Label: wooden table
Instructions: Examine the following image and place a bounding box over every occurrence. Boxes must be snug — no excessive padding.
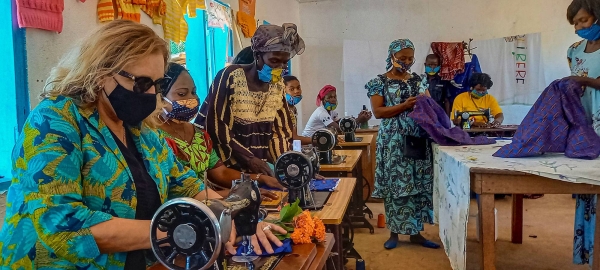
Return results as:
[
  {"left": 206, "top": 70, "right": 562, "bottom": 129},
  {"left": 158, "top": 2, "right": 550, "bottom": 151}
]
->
[
  {"left": 354, "top": 128, "right": 378, "bottom": 195},
  {"left": 464, "top": 125, "right": 519, "bottom": 137},
  {"left": 319, "top": 150, "right": 362, "bottom": 175},
  {"left": 308, "top": 233, "right": 335, "bottom": 270},
  {"left": 470, "top": 168, "right": 600, "bottom": 270},
  {"left": 338, "top": 135, "right": 374, "bottom": 203},
  {"left": 274, "top": 233, "right": 335, "bottom": 270}
]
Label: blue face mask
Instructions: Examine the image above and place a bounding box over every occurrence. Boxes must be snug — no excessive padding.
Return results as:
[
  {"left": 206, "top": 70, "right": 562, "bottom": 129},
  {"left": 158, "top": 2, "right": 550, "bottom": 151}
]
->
[
  {"left": 257, "top": 62, "right": 284, "bottom": 83},
  {"left": 576, "top": 21, "right": 600, "bottom": 41},
  {"left": 425, "top": 66, "right": 441, "bottom": 75},
  {"left": 324, "top": 101, "right": 337, "bottom": 111},
  {"left": 286, "top": 93, "right": 303, "bottom": 106},
  {"left": 471, "top": 89, "right": 488, "bottom": 98}
]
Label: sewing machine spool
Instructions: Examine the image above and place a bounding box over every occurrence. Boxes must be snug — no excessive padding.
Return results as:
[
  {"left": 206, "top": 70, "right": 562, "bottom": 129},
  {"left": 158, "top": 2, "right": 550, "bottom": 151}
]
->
[
  {"left": 151, "top": 180, "right": 266, "bottom": 270},
  {"left": 275, "top": 150, "right": 331, "bottom": 210},
  {"left": 455, "top": 108, "right": 491, "bottom": 129},
  {"left": 311, "top": 129, "right": 342, "bottom": 165},
  {"left": 339, "top": 117, "right": 362, "bottom": 142}
]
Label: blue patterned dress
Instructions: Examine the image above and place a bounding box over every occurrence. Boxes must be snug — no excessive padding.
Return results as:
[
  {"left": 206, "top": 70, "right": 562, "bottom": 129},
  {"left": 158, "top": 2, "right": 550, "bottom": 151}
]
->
[
  {"left": 570, "top": 39, "right": 600, "bottom": 265},
  {"left": 366, "top": 73, "right": 433, "bottom": 235}
]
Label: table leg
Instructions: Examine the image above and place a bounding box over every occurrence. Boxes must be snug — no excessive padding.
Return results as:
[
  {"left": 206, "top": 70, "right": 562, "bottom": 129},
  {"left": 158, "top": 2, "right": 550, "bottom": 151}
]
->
[
  {"left": 511, "top": 194, "right": 524, "bottom": 244},
  {"left": 593, "top": 194, "right": 600, "bottom": 270},
  {"left": 479, "top": 194, "right": 496, "bottom": 270},
  {"left": 347, "top": 168, "right": 375, "bottom": 234},
  {"left": 328, "top": 224, "right": 344, "bottom": 270}
]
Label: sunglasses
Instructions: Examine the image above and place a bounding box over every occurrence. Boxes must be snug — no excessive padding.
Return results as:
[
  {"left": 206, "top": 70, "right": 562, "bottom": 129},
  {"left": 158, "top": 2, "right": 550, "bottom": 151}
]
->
[{"left": 117, "top": 70, "right": 171, "bottom": 94}]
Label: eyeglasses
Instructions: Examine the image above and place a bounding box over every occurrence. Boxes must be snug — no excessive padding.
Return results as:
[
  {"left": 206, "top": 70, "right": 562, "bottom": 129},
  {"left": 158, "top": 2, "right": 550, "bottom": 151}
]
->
[{"left": 117, "top": 70, "right": 171, "bottom": 94}]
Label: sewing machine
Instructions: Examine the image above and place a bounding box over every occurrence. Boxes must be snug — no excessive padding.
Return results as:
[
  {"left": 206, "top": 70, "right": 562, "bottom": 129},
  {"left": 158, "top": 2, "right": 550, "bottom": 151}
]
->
[
  {"left": 339, "top": 117, "right": 362, "bottom": 142},
  {"left": 274, "top": 148, "right": 331, "bottom": 210},
  {"left": 454, "top": 108, "right": 491, "bottom": 129},
  {"left": 150, "top": 177, "right": 268, "bottom": 270},
  {"left": 312, "top": 129, "right": 343, "bottom": 165}
]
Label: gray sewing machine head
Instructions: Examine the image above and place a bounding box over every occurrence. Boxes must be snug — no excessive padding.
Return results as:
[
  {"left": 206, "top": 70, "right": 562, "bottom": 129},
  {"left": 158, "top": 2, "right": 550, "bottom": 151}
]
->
[
  {"left": 311, "top": 129, "right": 338, "bottom": 164},
  {"left": 339, "top": 117, "right": 362, "bottom": 142},
  {"left": 150, "top": 179, "right": 267, "bottom": 270},
  {"left": 454, "top": 108, "right": 491, "bottom": 129}
]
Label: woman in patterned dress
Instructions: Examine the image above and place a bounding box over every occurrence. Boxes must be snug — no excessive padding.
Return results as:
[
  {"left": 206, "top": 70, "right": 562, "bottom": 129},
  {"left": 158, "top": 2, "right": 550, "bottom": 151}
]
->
[
  {"left": 567, "top": 0, "right": 600, "bottom": 265},
  {"left": 196, "top": 23, "right": 304, "bottom": 177},
  {"left": 366, "top": 39, "right": 440, "bottom": 250}
]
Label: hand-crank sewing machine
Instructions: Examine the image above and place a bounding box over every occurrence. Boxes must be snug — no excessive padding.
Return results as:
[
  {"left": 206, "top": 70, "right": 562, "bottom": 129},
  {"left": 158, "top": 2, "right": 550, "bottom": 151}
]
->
[
  {"left": 339, "top": 117, "right": 362, "bottom": 142},
  {"left": 274, "top": 147, "right": 332, "bottom": 210},
  {"left": 150, "top": 178, "right": 269, "bottom": 270},
  {"left": 311, "top": 129, "right": 345, "bottom": 165},
  {"left": 454, "top": 108, "right": 491, "bottom": 129}
]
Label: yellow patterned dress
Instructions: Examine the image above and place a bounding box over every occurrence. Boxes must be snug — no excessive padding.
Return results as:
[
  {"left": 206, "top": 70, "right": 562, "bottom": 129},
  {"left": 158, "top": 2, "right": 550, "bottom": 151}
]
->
[{"left": 0, "top": 96, "right": 204, "bottom": 269}]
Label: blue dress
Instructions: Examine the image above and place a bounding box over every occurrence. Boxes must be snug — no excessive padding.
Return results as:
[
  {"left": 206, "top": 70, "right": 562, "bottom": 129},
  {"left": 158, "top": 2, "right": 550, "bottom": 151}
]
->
[
  {"left": 570, "top": 39, "right": 600, "bottom": 265},
  {"left": 365, "top": 73, "right": 433, "bottom": 235}
]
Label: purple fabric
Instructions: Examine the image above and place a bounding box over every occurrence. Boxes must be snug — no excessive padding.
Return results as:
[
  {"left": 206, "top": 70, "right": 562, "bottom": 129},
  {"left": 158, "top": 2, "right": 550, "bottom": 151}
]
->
[
  {"left": 494, "top": 79, "right": 600, "bottom": 159},
  {"left": 409, "top": 96, "right": 496, "bottom": 146}
]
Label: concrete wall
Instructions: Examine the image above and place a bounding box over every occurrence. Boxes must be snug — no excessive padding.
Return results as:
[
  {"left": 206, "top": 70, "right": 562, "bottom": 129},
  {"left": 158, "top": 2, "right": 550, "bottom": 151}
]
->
[{"left": 297, "top": 0, "right": 580, "bottom": 129}]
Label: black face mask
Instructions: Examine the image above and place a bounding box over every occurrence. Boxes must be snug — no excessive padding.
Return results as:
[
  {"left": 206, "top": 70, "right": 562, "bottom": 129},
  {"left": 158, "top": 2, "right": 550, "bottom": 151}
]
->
[{"left": 105, "top": 82, "right": 157, "bottom": 126}]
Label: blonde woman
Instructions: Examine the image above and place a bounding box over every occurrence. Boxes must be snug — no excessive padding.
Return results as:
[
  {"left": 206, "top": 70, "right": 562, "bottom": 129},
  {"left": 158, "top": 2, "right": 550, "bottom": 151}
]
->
[{"left": 0, "top": 20, "right": 286, "bottom": 269}]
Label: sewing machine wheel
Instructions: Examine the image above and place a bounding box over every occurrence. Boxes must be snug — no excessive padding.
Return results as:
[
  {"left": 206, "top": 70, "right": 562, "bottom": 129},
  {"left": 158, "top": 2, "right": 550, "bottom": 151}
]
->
[
  {"left": 151, "top": 198, "right": 222, "bottom": 270},
  {"left": 275, "top": 151, "right": 313, "bottom": 189},
  {"left": 312, "top": 129, "right": 337, "bottom": 152},
  {"left": 339, "top": 117, "right": 357, "bottom": 133}
]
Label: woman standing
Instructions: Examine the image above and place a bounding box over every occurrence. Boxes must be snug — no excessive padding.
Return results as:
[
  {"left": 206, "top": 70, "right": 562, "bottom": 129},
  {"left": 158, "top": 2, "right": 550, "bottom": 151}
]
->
[
  {"left": 366, "top": 39, "right": 439, "bottom": 250},
  {"left": 196, "top": 23, "right": 304, "bottom": 176},
  {"left": 567, "top": 0, "right": 600, "bottom": 265}
]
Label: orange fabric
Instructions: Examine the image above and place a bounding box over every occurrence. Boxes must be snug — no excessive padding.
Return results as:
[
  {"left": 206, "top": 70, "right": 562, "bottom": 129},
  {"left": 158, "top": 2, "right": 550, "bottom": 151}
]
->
[
  {"left": 97, "top": 0, "right": 116, "bottom": 22},
  {"left": 239, "top": 0, "right": 256, "bottom": 17},
  {"left": 236, "top": 11, "right": 256, "bottom": 38},
  {"left": 116, "top": 0, "right": 141, "bottom": 22}
]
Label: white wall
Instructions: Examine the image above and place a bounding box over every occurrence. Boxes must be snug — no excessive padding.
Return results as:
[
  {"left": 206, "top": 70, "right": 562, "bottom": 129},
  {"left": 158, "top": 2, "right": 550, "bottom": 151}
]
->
[{"left": 298, "top": 0, "right": 580, "bottom": 129}]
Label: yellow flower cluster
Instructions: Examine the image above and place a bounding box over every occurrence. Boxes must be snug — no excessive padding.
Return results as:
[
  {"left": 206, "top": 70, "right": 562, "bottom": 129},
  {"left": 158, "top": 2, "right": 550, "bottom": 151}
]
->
[{"left": 291, "top": 210, "right": 326, "bottom": 244}]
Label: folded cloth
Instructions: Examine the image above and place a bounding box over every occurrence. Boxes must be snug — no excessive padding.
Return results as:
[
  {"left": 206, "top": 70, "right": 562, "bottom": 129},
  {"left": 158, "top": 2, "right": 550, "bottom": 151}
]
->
[
  {"left": 408, "top": 96, "right": 496, "bottom": 146},
  {"left": 494, "top": 79, "right": 600, "bottom": 159},
  {"left": 235, "top": 238, "right": 293, "bottom": 256},
  {"left": 310, "top": 179, "right": 340, "bottom": 191}
]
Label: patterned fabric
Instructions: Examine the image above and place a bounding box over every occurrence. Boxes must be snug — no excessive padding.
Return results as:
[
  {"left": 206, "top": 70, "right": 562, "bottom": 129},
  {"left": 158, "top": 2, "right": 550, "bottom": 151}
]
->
[
  {"left": 159, "top": 125, "right": 223, "bottom": 175},
  {"left": 366, "top": 73, "right": 433, "bottom": 235},
  {"left": 0, "top": 96, "right": 204, "bottom": 269},
  {"left": 409, "top": 96, "right": 496, "bottom": 146},
  {"left": 195, "top": 66, "right": 294, "bottom": 170},
  {"left": 494, "top": 79, "right": 600, "bottom": 159},
  {"left": 251, "top": 23, "right": 305, "bottom": 58},
  {"left": 386, "top": 39, "right": 415, "bottom": 70},
  {"left": 430, "top": 42, "right": 465, "bottom": 81},
  {"left": 568, "top": 40, "right": 600, "bottom": 135}
]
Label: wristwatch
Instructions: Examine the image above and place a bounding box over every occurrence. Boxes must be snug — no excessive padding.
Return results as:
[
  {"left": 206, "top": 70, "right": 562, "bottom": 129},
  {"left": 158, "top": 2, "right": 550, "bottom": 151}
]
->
[{"left": 254, "top": 173, "right": 262, "bottom": 180}]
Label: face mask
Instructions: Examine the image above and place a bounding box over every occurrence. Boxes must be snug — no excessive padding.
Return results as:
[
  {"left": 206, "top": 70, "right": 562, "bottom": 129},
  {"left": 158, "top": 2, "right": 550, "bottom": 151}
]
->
[
  {"left": 286, "top": 93, "right": 303, "bottom": 106},
  {"left": 105, "top": 82, "right": 158, "bottom": 126},
  {"left": 257, "top": 62, "right": 284, "bottom": 83},
  {"left": 324, "top": 101, "right": 337, "bottom": 111},
  {"left": 576, "top": 21, "right": 600, "bottom": 41},
  {"left": 392, "top": 59, "right": 414, "bottom": 73},
  {"left": 471, "top": 89, "right": 488, "bottom": 98},
  {"left": 425, "top": 66, "right": 441, "bottom": 75},
  {"left": 163, "top": 97, "right": 200, "bottom": 122}
]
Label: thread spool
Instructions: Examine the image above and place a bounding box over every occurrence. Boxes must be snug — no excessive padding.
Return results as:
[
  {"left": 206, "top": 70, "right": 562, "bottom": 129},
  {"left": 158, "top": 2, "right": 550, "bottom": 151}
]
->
[
  {"left": 377, "top": 213, "right": 385, "bottom": 228},
  {"left": 356, "top": 259, "right": 366, "bottom": 270}
]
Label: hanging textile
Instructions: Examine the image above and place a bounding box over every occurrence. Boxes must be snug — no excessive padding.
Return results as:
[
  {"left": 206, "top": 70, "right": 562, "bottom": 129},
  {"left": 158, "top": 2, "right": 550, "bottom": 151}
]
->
[
  {"left": 447, "top": 54, "right": 482, "bottom": 104},
  {"left": 206, "top": 0, "right": 232, "bottom": 29},
  {"left": 430, "top": 42, "right": 465, "bottom": 81},
  {"left": 236, "top": 11, "right": 256, "bottom": 38},
  {"left": 162, "top": 0, "right": 188, "bottom": 43},
  {"left": 239, "top": 0, "right": 256, "bottom": 17},
  {"left": 116, "top": 0, "right": 141, "bottom": 22},
  {"left": 140, "top": 0, "right": 166, "bottom": 25},
  {"left": 15, "top": 0, "right": 64, "bottom": 33},
  {"left": 98, "top": 0, "right": 116, "bottom": 22}
]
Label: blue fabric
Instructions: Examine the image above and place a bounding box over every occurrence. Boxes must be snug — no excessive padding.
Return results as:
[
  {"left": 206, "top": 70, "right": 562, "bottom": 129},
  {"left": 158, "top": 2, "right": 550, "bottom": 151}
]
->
[
  {"left": 448, "top": 54, "right": 481, "bottom": 103},
  {"left": 261, "top": 179, "right": 340, "bottom": 192},
  {"left": 386, "top": 39, "right": 415, "bottom": 70},
  {"left": 235, "top": 238, "right": 293, "bottom": 256}
]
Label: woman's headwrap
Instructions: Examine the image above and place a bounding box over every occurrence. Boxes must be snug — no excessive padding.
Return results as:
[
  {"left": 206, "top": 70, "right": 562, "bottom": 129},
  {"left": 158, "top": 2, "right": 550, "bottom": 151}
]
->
[
  {"left": 386, "top": 39, "right": 415, "bottom": 70},
  {"left": 161, "top": 63, "right": 187, "bottom": 95},
  {"left": 316, "top": 85, "right": 336, "bottom": 106},
  {"left": 251, "top": 23, "right": 305, "bottom": 58}
]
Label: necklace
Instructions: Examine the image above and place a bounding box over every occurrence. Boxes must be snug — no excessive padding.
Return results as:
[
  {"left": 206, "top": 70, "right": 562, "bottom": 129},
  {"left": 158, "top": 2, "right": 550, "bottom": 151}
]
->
[{"left": 167, "top": 121, "right": 188, "bottom": 142}]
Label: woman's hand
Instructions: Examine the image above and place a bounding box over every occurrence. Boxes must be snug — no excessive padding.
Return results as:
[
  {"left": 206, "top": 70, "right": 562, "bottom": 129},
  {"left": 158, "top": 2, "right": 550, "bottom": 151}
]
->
[
  {"left": 259, "top": 175, "right": 286, "bottom": 190},
  {"left": 566, "top": 76, "right": 591, "bottom": 85},
  {"left": 224, "top": 221, "right": 288, "bottom": 255},
  {"left": 314, "top": 174, "right": 325, "bottom": 180},
  {"left": 401, "top": 96, "right": 418, "bottom": 110},
  {"left": 259, "top": 188, "right": 279, "bottom": 202},
  {"left": 356, "top": 111, "right": 372, "bottom": 124},
  {"left": 248, "top": 157, "right": 275, "bottom": 177}
]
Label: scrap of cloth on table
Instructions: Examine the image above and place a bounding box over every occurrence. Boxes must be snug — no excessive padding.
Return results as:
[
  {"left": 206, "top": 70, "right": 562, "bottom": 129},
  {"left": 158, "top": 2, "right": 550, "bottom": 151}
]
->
[
  {"left": 261, "top": 179, "right": 340, "bottom": 192},
  {"left": 433, "top": 141, "right": 600, "bottom": 270},
  {"left": 409, "top": 95, "right": 495, "bottom": 146},
  {"left": 494, "top": 79, "right": 600, "bottom": 159},
  {"left": 235, "top": 238, "right": 293, "bottom": 256},
  {"left": 430, "top": 42, "right": 465, "bottom": 81}
]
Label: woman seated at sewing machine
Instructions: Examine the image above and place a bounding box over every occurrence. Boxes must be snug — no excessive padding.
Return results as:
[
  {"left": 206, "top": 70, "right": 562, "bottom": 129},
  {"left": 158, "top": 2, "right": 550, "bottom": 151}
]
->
[
  {"left": 0, "top": 21, "right": 287, "bottom": 269},
  {"left": 302, "top": 85, "right": 372, "bottom": 137},
  {"left": 451, "top": 72, "right": 504, "bottom": 127}
]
